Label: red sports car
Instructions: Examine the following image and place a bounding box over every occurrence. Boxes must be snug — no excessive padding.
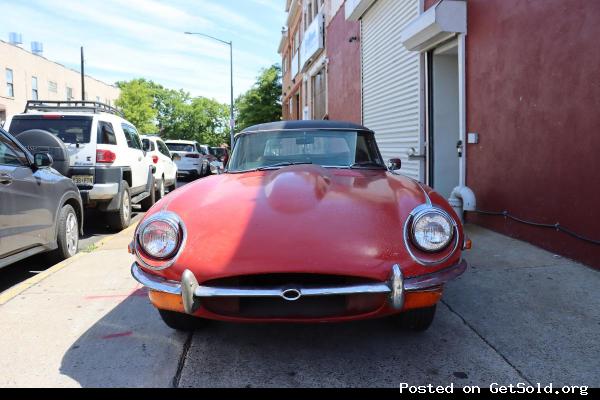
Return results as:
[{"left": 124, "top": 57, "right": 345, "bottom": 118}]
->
[{"left": 130, "top": 121, "right": 468, "bottom": 332}]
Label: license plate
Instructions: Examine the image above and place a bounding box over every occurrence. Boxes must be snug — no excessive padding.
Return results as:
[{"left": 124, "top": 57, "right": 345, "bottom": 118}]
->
[{"left": 72, "top": 175, "right": 94, "bottom": 186}]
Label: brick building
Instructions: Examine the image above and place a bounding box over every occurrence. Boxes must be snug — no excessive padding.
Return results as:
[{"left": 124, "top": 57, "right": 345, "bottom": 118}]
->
[{"left": 280, "top": 0, "right": 600, "bottom": 268}]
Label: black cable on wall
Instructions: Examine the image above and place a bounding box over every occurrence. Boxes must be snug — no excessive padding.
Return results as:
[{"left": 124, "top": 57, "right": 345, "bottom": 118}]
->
[{"left": 467, "top": 210, "right": 600, "bottom": 246}]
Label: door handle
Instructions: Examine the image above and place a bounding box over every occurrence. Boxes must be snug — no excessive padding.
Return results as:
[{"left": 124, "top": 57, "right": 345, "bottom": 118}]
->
[
  {"left": 138, "top": 156, "right": 142, "bottom": 161},
  {"left": 0, "top": 174, "right": 13, "bottom": 185}
]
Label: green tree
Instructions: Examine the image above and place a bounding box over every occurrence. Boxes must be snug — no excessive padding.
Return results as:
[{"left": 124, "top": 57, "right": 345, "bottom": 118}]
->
[
  {"left": 185, "top": 97, "right": 229, "bottom": 146},
  {"left": 115, "top": 79, "right": 158, "bottom": 134},
  {"left": 115, "top": 79, "right": 230, "bottom": 145},
  {"left": 235, "top": 64, "right": 282, "bottom": 131}
]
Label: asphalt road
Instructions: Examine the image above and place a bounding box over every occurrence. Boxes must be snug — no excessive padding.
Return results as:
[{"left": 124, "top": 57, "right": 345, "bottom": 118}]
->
[{"left": 0, "top": 178, "right": 192, "bottom": 294}]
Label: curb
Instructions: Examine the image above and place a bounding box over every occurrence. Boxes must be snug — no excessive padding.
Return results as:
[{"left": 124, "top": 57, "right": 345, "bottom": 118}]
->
[{"left": 0, "top": 221, "right": 139, "bottom": 306}]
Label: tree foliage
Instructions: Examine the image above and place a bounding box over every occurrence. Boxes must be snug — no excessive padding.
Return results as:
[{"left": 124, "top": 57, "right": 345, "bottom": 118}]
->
[
  {"left": 115, "top": 79, "right": 157, "bottom": 134},
  {"left": 115, "top": 79, "right": 229, "bottom": 146},
  {"left": 235, "top": 64, "right": 282, "bottom": 131}
]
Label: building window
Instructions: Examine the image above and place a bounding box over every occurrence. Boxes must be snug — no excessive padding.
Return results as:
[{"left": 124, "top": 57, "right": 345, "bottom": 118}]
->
[
  {"left": 31, "top": 77, "right": 38, "bottom": 100},
  {"left": 96, "top": 96, "right": 101, "bottom": 102},
  {"left": 48, "top": 81, "right": 58, "bottom": 93},
  {"left": 311, "top": 68, "right": 327, "bottom": 120},
  {"left": 66, "top": 86, "right": 74, "bottom": 101},
  {"left": 6, "top": 69, "right": 14, "bottom": 97}
]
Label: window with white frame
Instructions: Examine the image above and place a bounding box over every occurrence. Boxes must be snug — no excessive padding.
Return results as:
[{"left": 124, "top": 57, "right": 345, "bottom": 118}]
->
[
  {"left": 48, "top": 81, "right": 58, "bottom": 93},
  {"left": 31, "top": 77, "right": 38, "bottom": 100},
  {"left": 6, "top": 69, "right": 14, "bottom": 97},
  {"left": 66, "top": 86, "right": 74, "bottom": 100}
]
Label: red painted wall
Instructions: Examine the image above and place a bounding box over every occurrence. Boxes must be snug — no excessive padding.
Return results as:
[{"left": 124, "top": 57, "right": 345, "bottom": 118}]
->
[
  {"left": 326, "top": 5, "right": 362, "bottom": 124},
  {"left": 464, "top": 0, "right": 600, "bottom": 268}
]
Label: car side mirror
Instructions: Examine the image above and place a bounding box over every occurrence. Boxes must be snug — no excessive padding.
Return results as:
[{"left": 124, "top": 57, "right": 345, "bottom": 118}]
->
[
  {"left": 34, "top": 152, "right": 53, "bottom": 168},
  {"left": 388, "top": 158, "right": 402, "bottom": 171},
  {"left": 142, "top": 141, "right": 151, "bottom": 152},
  {"left": 172, "top": 154, "right": 181, "bottom": 161}
]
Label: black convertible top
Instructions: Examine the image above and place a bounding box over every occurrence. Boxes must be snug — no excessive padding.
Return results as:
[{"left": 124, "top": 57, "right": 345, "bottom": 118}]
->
[{"left": 239, "top": 120, "right": 372, "bottom": 135}]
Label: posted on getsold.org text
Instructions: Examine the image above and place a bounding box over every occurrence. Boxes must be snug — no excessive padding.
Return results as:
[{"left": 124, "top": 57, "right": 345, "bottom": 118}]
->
[{"left": 399, "top": 382, "right": 589, "bottom": 396}]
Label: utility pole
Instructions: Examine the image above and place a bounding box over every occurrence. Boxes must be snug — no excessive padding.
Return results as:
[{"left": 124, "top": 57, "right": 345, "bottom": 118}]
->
[{"left": 80, "top": 46, "right": 85, "bottom": 101}]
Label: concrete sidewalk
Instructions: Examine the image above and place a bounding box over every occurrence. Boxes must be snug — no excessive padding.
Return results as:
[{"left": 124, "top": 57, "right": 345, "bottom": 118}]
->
[{"left": 0, "top": 224, "right": 597, "bottom": 388}]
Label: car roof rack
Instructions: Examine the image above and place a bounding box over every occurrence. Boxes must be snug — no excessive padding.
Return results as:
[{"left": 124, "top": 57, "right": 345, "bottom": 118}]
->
[{"left": 24, "top": 100, "right": 124, "bottom": 117}]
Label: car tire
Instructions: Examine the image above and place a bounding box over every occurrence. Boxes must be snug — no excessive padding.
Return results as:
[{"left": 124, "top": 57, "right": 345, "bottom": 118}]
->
[
  {"left": 107, "top": 181, "right": 131, "bottom": 231},
  {"left": 393, "top": 305, "right": 437, "bottom": 332},
  {"left": 49, "top": 204, "right": 79, "bottom": 262},
  {"left": 155, "top": 178, "right": 165, "bottom": 201},
  {"left": 158, "top": 309, "right": 209, "bottom": 331},
  {"left": 140, "top": 177, "right": 156, "bottom": 211}
]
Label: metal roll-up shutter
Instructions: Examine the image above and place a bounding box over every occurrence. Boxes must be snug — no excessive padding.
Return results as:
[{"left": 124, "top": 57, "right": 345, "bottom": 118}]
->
[{"left": 362, "top": 0, "right": 421, "bottom": 180}]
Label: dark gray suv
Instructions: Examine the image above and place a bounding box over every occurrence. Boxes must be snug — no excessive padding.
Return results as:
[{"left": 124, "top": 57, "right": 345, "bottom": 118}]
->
[{"left": 0, "top": 127, "right": 83, "bottom": 269}]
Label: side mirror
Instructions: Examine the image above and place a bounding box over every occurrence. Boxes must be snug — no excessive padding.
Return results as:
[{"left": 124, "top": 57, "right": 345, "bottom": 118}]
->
[
  {"left": 34, "top": 152, "right": 53, "bottom": 168},
  {"left": 142, "top": 141, "right": 151, "bottom": 152},
  {"left": 172, "top": 154, "right": 181, "bottom": 161},
  {"left": 388, "top": 158, "right": 402, "bottom": 171}
]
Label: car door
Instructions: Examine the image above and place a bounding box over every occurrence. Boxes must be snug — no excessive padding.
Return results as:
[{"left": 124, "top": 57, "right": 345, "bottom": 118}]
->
[
  {"left": 121, "top": 124, "right": 148, "bottom": 192},
  {"left": 157, "top": 139, "right": 176, "bottom": 182},
  {"left": 0, "top": 130, "right": 54, "bottom": 256}
]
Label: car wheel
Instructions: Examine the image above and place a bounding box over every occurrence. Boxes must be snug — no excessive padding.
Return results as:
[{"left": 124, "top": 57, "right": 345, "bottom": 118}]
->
[
  {"left": 140, "top": 177, "right": 156, "bottom": 211},
  {"left": 392, "top": 305, "right": 437, "bottom": 332},
  {"left": 155, "top": 178, "right": 165, "bottom": 201},
  {"left": 49, "top": 204, "right": 79, "bottom": 262},
  {"left": 107, "top": 181, "right": 131, "bottom": 231},
  {"left": 158, "top": 309, "right": 209, "bottom": 331}
]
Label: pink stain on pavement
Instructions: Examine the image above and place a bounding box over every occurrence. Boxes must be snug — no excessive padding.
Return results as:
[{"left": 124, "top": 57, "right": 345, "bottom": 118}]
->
[
  {"left": 84, "top": 286, "right": 148, "bottom": 301},
  {"left": 101, "top": 331, "right": 133, "bottom": 340}
]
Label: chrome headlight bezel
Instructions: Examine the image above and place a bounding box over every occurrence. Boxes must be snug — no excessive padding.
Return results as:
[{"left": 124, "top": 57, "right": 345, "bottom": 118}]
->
[
  {"left": 135, "top": 211, "right": 186, "bottom": 271},
  {"left": 404, "top": 205, "right": 459, "bottom": 266}
]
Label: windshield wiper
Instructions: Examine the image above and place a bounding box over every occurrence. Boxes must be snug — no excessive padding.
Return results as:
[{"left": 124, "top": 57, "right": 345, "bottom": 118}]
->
[
  {"left": 256, "top": 161, "right": 313, "bottom": 171},
  {"left": 349, "top": 161, "right": 387, "bottom": 170}
]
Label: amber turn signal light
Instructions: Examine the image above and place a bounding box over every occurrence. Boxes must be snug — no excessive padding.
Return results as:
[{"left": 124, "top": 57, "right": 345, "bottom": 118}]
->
[{"left": 463, "top": 237, "right": 472, "bottom": 250}]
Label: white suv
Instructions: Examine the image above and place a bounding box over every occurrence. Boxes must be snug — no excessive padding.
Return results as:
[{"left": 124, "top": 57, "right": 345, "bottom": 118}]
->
[
  {"left": 164, "top": 140, "right": 211, "bottom": 180},
  {"left": 4, "top": 101, "right": 156, "bottom": 231},
  {"left": 141, "top": 135, "right": 178, "bottom": 199}
]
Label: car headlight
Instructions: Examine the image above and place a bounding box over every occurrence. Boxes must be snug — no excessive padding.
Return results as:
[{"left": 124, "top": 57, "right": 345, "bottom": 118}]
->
[
  {"left": 410, "top": 208, "right": 455, "bottom": 252},
  {"left": 137, "top": 212, "right": 183, "bottom": 261}
]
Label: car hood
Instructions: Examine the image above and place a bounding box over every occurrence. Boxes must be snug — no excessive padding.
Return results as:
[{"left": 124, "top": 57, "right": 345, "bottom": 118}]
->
[{"left": 156, "top": 165, "right": 442, "bottom": 282}]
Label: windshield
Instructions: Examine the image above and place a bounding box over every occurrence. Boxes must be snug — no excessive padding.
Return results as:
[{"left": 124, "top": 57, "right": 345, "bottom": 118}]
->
[
  {"left": 228, "top": 130, "right": 385, "bottom": 172},
  {"left": 9, "top": 116, "right": 93, "bottom": 144},
  {"left": 210, "top": 147, "right": 226, "bottom": 157},
  {"left": 166, "top": 143, "right": 195, "bottom": 152}
]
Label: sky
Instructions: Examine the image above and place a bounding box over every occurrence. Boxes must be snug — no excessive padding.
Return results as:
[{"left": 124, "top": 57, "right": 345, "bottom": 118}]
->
[{"left": 1, "top": 0, "right": 286, "bottom": 103}]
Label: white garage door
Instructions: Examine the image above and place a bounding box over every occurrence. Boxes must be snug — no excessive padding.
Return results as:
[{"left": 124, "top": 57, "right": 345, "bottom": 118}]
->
[{"left": 362, "top": 0, "right": 422, "bottom": 180}]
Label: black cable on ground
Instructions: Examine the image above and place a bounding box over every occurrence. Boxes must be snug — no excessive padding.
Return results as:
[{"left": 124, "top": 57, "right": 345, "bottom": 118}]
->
[{"left": 467, "top": 210, "right": 600, "bottom": 246}]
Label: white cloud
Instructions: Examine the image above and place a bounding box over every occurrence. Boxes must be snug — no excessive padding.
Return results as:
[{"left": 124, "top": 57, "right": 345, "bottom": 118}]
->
[{"left": 1, "top": 0, "right": 281, "bottom": 102}]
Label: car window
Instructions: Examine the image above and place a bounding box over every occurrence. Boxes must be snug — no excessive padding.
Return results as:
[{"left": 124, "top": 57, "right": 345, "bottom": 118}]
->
[
  {"left": 97, "top": 121, "right": 117, "bottom": 145},
  {"left": 166, "top": 143, "right": 195, "bottom": 152},
  {"left": 197, "top": 144, "right": 209, "bottom": 155},
  {"left": 122, "top": 124, "right": 142, "bottom": 150},
  {"left": 9, "top": 116, "right": 93, "bottom": 144},
  {"left": 142, "top": 138, "right": 156, "bottom": 152},
  {"left": 0, "top": 131, "right": 28, "bottom": 166},
  {"left": 157, "top": 140, "right": 171, "bottom": 158}
]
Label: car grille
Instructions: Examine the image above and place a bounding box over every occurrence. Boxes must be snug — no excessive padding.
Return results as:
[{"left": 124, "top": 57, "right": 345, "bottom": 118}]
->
[{"left": 201, "top": 273, "right": 386, "bottom": 319}]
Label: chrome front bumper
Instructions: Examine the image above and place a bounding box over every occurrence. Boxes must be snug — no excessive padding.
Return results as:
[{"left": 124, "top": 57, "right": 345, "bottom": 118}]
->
[{"left": 131, "top": 260, "right": 467, "bottom": 315}]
